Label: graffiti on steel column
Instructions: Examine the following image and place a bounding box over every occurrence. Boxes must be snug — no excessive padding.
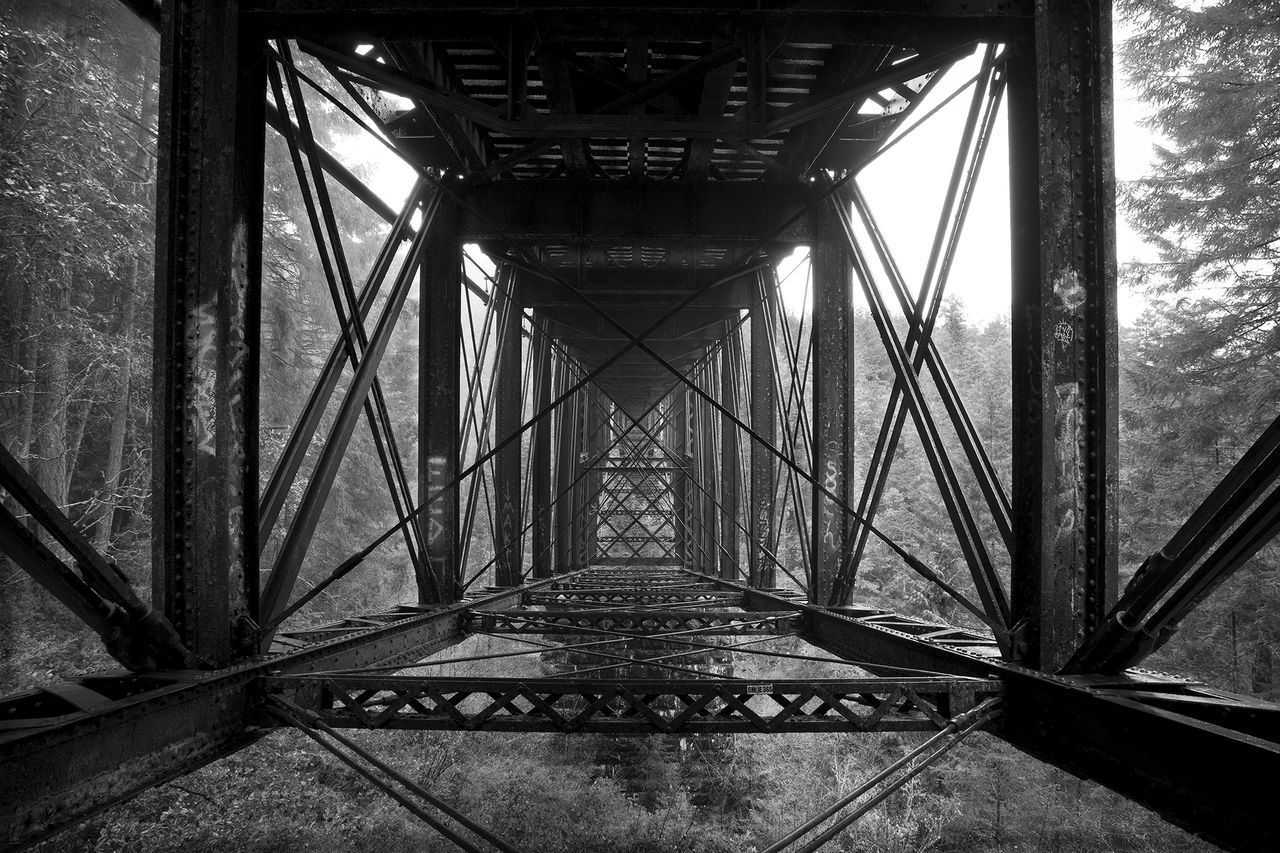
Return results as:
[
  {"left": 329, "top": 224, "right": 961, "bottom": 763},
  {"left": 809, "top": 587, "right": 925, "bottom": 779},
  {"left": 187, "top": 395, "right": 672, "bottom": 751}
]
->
[
  {"left": 1053, "top": 321, "right": 1074, "bottom": 348},
  {"left": 1054, "top": 380, "right": 1085, "bottom": 597},
  {"left": 190, "top": 222, "right": 250, "bottom": 461},
  {"left": 191, "top": 301, "right": 219, "bottom": 455},
  {"left": 756, "top": 505, "right": 771, "bottom": 564},
  {"left": 500, "top": 485, "right": 516, "bottom": 562},
  {"left": 1052, "top": 270, "right": 1089, "bottom": 605},
  {"left": 426, "top": 455, "right": 449, "bottom": 550},
  {"left": 820, "top": 440, "right": 841, "bottom": 552}
]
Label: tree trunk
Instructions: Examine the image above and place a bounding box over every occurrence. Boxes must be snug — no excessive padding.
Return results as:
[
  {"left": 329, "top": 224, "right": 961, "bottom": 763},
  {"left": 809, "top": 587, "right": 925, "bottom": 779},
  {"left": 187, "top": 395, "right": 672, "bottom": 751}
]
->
[
  {"left": 93, "top": 277, "right": 137, "bottom": 552},
  {"left": 0, "top": 276, "right": 34, "bottom": 468},
  {"left": 91, "top": 54, "right": 155, "bottom": 555},
  {"left": 64, "top": 396, "right": 91, "bottom": 500},
  {"left": 33, "top": 270, "right": 72, "bottom": 513}
]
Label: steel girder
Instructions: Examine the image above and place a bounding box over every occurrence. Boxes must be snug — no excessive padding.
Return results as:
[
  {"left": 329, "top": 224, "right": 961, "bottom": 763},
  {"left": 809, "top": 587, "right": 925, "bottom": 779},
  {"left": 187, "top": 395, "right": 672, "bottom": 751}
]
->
[
  {"left": 236, "top": 2, "right": 1029, "bottom": 46},
  {"left": 1007, "top": 1, "right": 1120, "bottom": 670},
  {"left": 152, "top": 0, "right": 264, "bottom": 665},
  {"left": 493, "top": 265, "right": 524, "bottom": 588},
  {"left": 419, "top": 195, "right": 463, "bottom": 603},
  {"left": 526, "top": 589, "right": 742, "bottom": 607},
  {"left": 0, "top": 579, "right": 561, "bottom": 847},
  {"left": 529, "top": 315, "right": 556, "bottom": 579},
  {"left": 467, "top": 609, "right": 802, "bottom": 636},
  {"left": 7, "top": 572, "right": 1278, "bottom": 852},
  {"left": 718, "top": 344, "right": 741, "bottom": 580},
  {"left": 748, "top": 272, "right": 777, "bottom": 588},
  {"left": 456, "top": 180, "right": 821, "bottom": 245},
  {"left": 260, "top": 674, "right": 1003, "bottom": 735},
  {"left": 709, "top": 575, "right": 1280, "bottom": 853},
  {"left": 808, "top": 197, "right": 856, "bottom": 606}
]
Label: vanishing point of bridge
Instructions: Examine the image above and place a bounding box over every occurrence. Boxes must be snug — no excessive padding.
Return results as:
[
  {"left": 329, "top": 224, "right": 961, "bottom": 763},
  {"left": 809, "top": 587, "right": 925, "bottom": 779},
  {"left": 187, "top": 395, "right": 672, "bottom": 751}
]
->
[{"left": 2, "top": 2, "right": 1278, "bottom": 851}]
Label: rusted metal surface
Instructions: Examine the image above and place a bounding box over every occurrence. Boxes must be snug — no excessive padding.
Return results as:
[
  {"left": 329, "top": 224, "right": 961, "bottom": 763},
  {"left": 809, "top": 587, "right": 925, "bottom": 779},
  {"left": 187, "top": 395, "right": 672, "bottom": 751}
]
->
[
  {"left": 0, "top": 579, "right": 547, "bottom": 848},
  {"left": 808, "top": 199, "right": 854, "bottom": 606},
  {"left": 262, "top": 674, "right": 1003, "bottom": 734},
  {"left": 153, "top": 0, "right": 264, "bottom": 663},
  {"left": 467, "top": 609, "right": 801, "bottom": 635},
  {"left": 749, "top": 272, "right": 777, "bottom": 588},
  {"left": 1007, "top": 1, "right": 1119, "bottom": 670},
  {"left": 713, "top": 572, "right": 1280, "bottom": 852},
  {"left": 718, "top": 345, "right": 740, "bottom": 579},
  {"left": 419, "top": 197, "right": 463, "bottom": 603},
  {"left": 530, "top": 315, "right": 555, "bottom": 578},
  {"left": 494, "top": 265, "right": 524, "bottom": 587}
]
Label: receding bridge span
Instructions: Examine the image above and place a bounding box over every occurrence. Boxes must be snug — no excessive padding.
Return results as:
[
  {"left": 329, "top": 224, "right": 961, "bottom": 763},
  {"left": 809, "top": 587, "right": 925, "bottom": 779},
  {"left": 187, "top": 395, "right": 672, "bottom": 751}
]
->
[{"left": 2, "top": 2, "right": 1278, "bottom": 851}]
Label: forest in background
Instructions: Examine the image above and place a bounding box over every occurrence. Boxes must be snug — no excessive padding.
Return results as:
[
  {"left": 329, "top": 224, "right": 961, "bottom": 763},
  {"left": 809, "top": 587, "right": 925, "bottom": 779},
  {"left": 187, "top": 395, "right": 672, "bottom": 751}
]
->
[{"left": 1, "top": 0, "right": 1276, "bottom": 850}]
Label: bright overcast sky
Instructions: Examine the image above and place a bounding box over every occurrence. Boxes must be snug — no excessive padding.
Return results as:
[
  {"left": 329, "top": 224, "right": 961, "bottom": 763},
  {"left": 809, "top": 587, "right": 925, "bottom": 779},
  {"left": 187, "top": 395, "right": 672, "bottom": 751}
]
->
[
  {"left": 333, "top": 37, "right": 1158, "bottom": 327},
  {"left": 777, "top": 41, "right": 1156, "bottom": 325}
]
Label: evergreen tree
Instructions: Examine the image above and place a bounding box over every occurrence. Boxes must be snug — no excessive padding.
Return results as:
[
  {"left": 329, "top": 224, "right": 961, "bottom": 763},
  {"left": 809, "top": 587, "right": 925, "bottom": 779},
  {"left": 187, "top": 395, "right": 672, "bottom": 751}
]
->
[
  {"left": 1122, "top": 0, "right": 1280, "bottom": 367},
  {"left": 1118, "top": 0, "right": 1280, "bottom": 697}
]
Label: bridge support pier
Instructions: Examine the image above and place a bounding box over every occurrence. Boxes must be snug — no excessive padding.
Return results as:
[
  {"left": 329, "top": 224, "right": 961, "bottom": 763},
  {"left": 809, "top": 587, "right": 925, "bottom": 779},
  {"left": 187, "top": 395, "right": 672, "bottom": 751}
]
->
[
  {"left": 531, "top": 315, "right": 554, "bottom": 578},
  {"left": 749, "top": 271, "right": 778, "bottom": 588},
  {"left": 154, "top": 0, "right": 264, "bottom": 663},
  {"left": 494, "top": 265, "right": 523, "bottom": 587},
  {"left": 419, "top": 196, "right": 462, "bottom": 603},
  {"left": 693, "top": 382, "right": 717, "bottom": 575},
  {"left": 583, "top": 388, "right": 605, "bottom": 565},
  {"left": 718, "top": 345, "right": 740, "bottom": 580},
  {"left": 554, "top": 364, "right": 577, "bottom": 573},
  {"left": 1008, "top": 1, "right": 1119, "bottom": 670},
  {"left": 670, "top": 396, "right": 691, "bottom": 566},
  {"left": 809, "top": 200, "right": 855, "bottom": 606}
]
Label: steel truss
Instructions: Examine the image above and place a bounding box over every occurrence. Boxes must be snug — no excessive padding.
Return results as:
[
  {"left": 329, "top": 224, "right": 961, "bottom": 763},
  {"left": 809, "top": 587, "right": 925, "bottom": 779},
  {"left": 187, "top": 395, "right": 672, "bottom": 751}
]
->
[
  {"left": 2, "top": 2, "right": 1280, "bottom": 852},
  {"left": 261, "top": 674, "right": 1003, "bottom": 734},
  {"left": 467, "top": 609, "right": 801, "bottom": 635}
]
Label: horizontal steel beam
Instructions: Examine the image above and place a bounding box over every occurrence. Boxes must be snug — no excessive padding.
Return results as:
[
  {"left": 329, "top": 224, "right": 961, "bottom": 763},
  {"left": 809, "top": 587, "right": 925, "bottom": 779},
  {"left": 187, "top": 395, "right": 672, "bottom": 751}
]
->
[
  {"left": 240, "top": 3, "right": 1027, "bottom": 43},
  {"left": 527, "top": 589, "right": 743, "bottom": 606},
  {"left": 468, "top": 609, "right": 801, "bottom": 635},
  {"left": 261, "top": 674, "right": 1003, "bottom": 734},
  {"left": 591, "top": 550, "right": 686, "bottom": 563},
  {"left": 0, "top": 576, "right": 571, "bottom": 848},
  {"left": 518, "top": 268, "right": 757, "bottom": 309},
  {"left": 701, "top": 572, "right": 1280, "bottom": 852},
  {"left": 458, "top": 180, "right": 821, "bottom": 243}
]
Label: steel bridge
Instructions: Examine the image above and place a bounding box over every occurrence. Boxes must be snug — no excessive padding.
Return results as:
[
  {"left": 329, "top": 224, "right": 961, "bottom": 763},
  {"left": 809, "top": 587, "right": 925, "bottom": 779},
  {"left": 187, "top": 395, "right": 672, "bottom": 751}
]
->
[{"left": 2, "top": 2, "right": 1278, "bottom": 850}]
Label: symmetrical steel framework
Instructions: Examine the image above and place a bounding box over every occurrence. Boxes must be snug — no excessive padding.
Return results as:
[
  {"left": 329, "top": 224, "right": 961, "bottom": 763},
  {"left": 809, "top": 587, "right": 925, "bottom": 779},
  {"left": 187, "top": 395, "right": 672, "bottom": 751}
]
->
[{"left": 2, "top": 2, "right": 1279, "bottom": 851}]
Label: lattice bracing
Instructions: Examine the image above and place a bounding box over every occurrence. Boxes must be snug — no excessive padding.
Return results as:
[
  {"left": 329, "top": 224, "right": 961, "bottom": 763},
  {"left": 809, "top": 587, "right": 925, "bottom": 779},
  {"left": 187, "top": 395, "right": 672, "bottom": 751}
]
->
[
  {"left": 468, "top": 609, "right": 800, "bottom": 635},
  {"left": 262, "top": 675, "right": 1003, "bottom": 735}
]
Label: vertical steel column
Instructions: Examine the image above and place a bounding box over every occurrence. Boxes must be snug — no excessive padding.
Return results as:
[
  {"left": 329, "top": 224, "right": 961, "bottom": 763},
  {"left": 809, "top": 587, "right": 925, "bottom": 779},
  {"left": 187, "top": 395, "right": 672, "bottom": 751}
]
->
[
  {"left": 1008, "top": 3, "right": 1119, "bottom": 670},
  {"left": 750, "top": 273, "right": 778, "bottom": 588},
  {"left": 810, "top": 200, "right": 855, "bottom": 606},
  {"left": 583, "top": 387, "right": 604, "bottom": 566},
  {"left": 698, "top": 374, "right": 718, "bottom": 576},
  {"left": 670, "top": 396, "right": 690, "bottom": 565},
  {"left": 530, "top": 316, "right": 553, "bottom": 578},
  {"left": 493, "top": 267, "right": 522, "bottom": 587},
  {"left": 568, "top": 388, "right": 588, "bottom": 569},
  {"left": 154, "top": 0, "right": 263, "bottom": 664},
  {"left": 419, "top": 198, "right": 462, "bottom": 603},
  {"left": 719, "top": 345, "right": 740, "bottom": 580},
  {"left": 554, "top": 366, "right": 576, "bottom": 573},
  {"left": 684, "top": 385, "right": 704, "bottom": 572}
]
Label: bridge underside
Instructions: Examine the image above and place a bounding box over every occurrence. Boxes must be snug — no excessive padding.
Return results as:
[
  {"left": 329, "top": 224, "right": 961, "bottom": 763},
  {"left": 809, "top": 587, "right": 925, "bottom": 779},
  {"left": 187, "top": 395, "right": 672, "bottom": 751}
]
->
[{"left": 3, "top": 2, "right": 1280, "bottom": 851}]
